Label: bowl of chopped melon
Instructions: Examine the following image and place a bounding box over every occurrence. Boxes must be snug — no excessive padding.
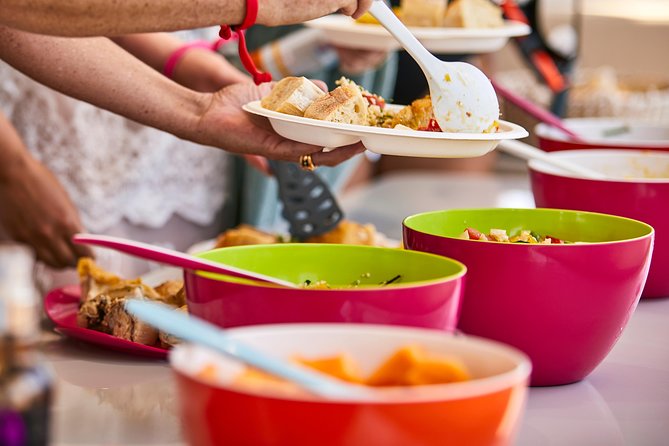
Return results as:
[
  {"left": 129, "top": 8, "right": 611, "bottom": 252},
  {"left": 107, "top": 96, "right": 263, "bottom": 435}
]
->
[
  {"left": 170, "top": 323, "right": 531, "bottom": 446},
  {"left": 403, "top": 208, "right": 654, "bottom": 386}
]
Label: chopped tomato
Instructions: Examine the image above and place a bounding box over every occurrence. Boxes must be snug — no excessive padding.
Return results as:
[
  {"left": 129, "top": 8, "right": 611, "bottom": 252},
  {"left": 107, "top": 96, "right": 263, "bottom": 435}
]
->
[
  {"left": 466, "top": 227, "right": 484, "bottom": 240},
  {"left": 363, "top": 93, "right": 386, "bottom": 109},
  {"left": 418, "top": 119, "right": 442, "bottom": 132},
  {"left": 547, "top": 236, "right": 564, "bottom": 244}
]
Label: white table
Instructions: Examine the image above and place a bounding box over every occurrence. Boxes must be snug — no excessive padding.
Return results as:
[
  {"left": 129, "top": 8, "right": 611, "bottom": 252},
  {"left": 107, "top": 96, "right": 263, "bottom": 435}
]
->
[{"left": 47, "top": 172, "right": 669, "bottom": 445}]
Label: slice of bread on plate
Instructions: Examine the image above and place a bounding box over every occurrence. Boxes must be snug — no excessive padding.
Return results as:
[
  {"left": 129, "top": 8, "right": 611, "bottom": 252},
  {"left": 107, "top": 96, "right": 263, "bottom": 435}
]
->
[
  {"left": 400, "top": 0, "right": 448, "bottom": 27},
  {"left": 443, "top": 0, "right": 504, "bottom": 28},
  {"left": 304, "top": 83, "right": 369, "bottom": 125},
  {"left": 261, "top": 76, "right": 326, "bottom": 116}
]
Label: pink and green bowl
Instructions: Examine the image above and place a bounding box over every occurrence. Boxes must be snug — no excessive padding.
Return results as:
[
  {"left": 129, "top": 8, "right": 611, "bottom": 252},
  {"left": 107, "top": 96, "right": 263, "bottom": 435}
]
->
[
  {"left": 403, "top": 208, "right": 654, "bottom": 386},
  {"left": 184, "top": 244, "right": 466, "bottom": 332}
]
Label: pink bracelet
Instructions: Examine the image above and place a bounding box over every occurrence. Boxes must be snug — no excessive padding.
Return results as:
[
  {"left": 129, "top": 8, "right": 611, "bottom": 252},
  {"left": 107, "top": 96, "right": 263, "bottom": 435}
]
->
[{"left": 162, "top": 39, "right": 227, "bottom": 79}]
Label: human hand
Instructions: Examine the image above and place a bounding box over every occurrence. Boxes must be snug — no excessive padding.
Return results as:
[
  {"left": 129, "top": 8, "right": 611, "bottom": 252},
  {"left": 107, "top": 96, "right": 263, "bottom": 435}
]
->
[
  {"left": 0, "top": 156, "right": 92, "bottom": 268},
  {"left": 196, "top": 82, "right": 365, "bottom": 166},
  {"left": 257, "top": 0, "right": 373, "bottom": 26},
  {"left": 334, "top": 46, "right": 388, "bottom": 75}
]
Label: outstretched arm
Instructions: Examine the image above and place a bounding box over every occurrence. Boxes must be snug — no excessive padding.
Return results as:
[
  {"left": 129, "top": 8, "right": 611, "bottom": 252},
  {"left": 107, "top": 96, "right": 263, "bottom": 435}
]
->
[
  {"left": 0, "top": 0, "right": 373, "bottom": 37},
  {"left": 113, "top": 33, "right": 249, "bottom": 92},
  {"left": 0, "top": 25, "right": 363, "bottom": 166}
]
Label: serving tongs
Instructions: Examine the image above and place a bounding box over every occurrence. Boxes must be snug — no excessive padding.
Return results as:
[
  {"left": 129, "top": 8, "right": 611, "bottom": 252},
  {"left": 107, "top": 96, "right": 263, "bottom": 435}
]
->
[{"left": 268, "top": 160, "right": 344, "bottom": 241}]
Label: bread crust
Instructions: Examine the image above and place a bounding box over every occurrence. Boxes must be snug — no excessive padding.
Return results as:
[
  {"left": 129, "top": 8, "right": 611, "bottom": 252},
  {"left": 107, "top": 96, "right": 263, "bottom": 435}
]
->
[
  {"left": 303, "top": 84, "right": 369, "bottom": 125},
  {"left": 261, "top": 76, "right": 325, "bottom": 116}
]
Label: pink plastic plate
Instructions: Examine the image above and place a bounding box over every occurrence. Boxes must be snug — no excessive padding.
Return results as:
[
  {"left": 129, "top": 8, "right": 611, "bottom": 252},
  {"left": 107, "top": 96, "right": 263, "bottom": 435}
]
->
[{"left": 44, "top": 286, "right": 168, "bottom": 359}]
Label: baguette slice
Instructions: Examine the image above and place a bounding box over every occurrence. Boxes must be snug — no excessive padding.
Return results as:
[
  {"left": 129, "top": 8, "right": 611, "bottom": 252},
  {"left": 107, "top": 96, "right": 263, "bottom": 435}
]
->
[
  {"left": 304, "top": 84, "right": 368, "bottom": 125},
  {"left": 261, "top": 76, "right": 326, "bottom": 116},
  {"left": 400, "top": 0, "right": 448, "bottom": 27},
  {"left": 444, "top": 0, "right": 504, "bottom": 28}
]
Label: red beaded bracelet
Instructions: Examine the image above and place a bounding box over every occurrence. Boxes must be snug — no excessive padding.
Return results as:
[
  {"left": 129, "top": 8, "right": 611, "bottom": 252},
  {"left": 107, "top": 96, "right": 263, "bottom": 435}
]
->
[{"left": 220, "top": 0, "right": 272, "bottom": 85}]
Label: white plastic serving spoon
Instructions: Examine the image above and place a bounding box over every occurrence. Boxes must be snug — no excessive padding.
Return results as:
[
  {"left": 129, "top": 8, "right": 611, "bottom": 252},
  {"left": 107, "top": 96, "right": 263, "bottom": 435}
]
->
[
  {"left": 368, "top": 0, "right": 499, "bottom": 133},
  {"left": 126, "top": 300, "right": 372, "bottom": 401},
  {"left": 497, "top": 139, "right": 608, "bottom": 180}
]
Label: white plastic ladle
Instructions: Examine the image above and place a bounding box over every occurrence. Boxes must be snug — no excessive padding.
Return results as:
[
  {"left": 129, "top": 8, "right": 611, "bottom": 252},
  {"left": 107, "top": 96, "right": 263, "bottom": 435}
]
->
[
  {"left": 498, "top": 140, "right": 608, "bottom": 180},
  {"left": 368, "top": 0, "right": 499, "bottom": 133}
]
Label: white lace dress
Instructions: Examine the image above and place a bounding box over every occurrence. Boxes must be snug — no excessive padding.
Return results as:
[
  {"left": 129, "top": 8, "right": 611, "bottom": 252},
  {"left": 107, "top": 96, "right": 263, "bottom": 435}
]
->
[{"left": 0, "top": 60, "right": 233, "bottom": 286}]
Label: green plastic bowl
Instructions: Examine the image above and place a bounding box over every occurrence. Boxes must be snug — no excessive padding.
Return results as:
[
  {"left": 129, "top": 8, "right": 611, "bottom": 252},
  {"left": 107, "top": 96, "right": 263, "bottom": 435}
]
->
[{"left": 184, "top": 244, "right": 467, "bottom": 331}]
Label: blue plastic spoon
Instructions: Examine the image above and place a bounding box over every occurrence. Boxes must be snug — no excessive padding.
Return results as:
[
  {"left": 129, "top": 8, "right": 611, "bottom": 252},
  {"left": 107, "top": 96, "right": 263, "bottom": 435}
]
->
[{"left": 125, "top": 300, "right": 371, "bottom": 401}]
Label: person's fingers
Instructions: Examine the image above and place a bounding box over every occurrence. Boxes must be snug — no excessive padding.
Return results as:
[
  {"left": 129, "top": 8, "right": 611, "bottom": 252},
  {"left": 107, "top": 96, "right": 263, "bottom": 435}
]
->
[
  {"left": 310, "top": 144, "right": 366, "bottom": 167},
  {"left": 352, "top": 0, "right": 374, "bottom": 19},
  {"left": 49, "top": 236, "right": 78, "bottom": 268},
  {"left": 33, "top": 243, "right": 60, "bottom": 269},
  {"left": 72, "top": 242, "right": 94, "bottom": 260},
  {"left": 248, "top": 113, "right": 276, "bottom": 132},
  {"left": 243, "top": 155, "right": 271, "bottom": 175},
  {"left": 310, "top": 79, "right": 328, "bottom": 92}
]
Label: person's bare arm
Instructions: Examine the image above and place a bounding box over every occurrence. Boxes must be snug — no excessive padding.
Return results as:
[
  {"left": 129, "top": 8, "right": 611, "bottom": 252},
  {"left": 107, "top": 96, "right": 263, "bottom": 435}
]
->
[
  {"left": 113, "top": 33, "right": 249, "bottom": 92},
  {"left": 0, "top": 0, "right": 372, "bottom": 37},
  {"left": 0, "top": 25, "right": 363, "bottom": 166},
  {"left": 0, "top": 112, "right": 92, "bottom": 267}
]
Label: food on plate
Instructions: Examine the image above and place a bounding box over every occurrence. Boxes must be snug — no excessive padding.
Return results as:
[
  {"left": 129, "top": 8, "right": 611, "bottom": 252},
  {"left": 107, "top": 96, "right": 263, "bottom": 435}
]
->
[
  {"left": 304, "top": 81, "right": 369, "bottom": 125},
  {"left": 459, "top": 227, "right": 571, "bottom": 244},
  {"left": 158, "top": 304, "right": 188, "bottom": 348},
  {"left": 400, "top": 0, "right": 448, "bottom": 27},
  {"left": 389, "top": 96, "right": 440, "bottom": 131},
  {"left": 260, "top": 76, "right": 325, "bottom": 116},
  {"left": 76, "top": 258, "right": 187, "bottom": 347},
  {"left": 356, "top": 0, "right": 504, "bottom": 28},
  {"left": 305, "top": 219, "right": 378, "bottom": 245},
  {"left": 225, "top": 345, "right": 470, "bottom": 394},
  {"left": 261, "top": 76, "right": 499, "bottom": 133},
  {"left": 214, "top": 224, "right": 280, "bottom": 248},
  {"left": 443, "top": 0, "right": 505, "bottom": 28},
  {"left": 213, "top": 219, "right": 392, "bottom": 249}
]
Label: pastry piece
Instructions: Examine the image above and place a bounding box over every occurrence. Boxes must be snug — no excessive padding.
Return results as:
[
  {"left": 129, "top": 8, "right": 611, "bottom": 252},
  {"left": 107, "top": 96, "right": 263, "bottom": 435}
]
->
[
  {"left": 306, "top": 220, "right": 378, "bottom": 246},
  {"left": 154, "top": 281, "right": 186, "bottom": 307},
  {"left": 103, "top": 289, "right": 160, "bottom": 346},
  {"left": 443, "top": 0, "right": 504, "bottom": 28},
  {"left": 77, "top": 257, "right": 140, "bottom": 303},
  {"left": 214, "top": 224, "right": 279, "bottom": 248},
  {"left": 390, "top": 97, "right": 435, "bottom": 130},
  {"left": 304, "top": 83, "right": 368, "bottom": 125},
  {"left": 77, "top": 283, "right": 158, "bottom": 329},
  {"left": 400, "top": 0, "right": 447, "bottom": 27},
  {"left": 261, "top": 76, "right": 326, "bottom": 116},
  {"left": 158, "top": 305, "right": 188, "bottom": 348}
]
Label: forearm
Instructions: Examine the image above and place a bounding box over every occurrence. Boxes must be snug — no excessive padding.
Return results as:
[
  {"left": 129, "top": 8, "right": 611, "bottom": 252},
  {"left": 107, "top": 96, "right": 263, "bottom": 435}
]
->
[
  {"left": 112, "top": 33, "right": 181, "bottom": 73},
  {"left": 0, "top": 26, "right": 211, "bottom": 145},
  {"left": 0, "top": 112, "right": 31, "bottom": 183},
  {"left": 114, "top": 33, "right": 249, "bottom": 91},
  {"left": 0, "top": 0, "right": 246, "bottom": 37}
]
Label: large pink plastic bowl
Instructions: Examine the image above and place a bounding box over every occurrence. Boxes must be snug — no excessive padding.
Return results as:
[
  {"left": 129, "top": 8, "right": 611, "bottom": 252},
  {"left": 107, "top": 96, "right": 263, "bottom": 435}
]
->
[
  {"left": 536, "top": 118, "right": 669, "bottom": 152},
  {"left": 403, "top": 208, "right": 654, "bottom": 386},
  {"left": 184, "top": 244, "right": 466, "bottom": 332},
  {"left": 530, "top": 149, "right": 669, "bottom": 298}
]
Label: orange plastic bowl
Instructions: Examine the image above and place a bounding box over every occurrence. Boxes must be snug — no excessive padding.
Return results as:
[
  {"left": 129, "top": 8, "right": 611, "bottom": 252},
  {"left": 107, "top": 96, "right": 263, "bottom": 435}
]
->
[{"left": 170, "top": 324, "right": 531, "bottom": 446}]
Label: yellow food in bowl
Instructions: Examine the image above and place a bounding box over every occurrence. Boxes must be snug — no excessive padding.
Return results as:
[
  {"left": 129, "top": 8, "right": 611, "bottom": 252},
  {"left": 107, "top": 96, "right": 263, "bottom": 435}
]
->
[{"left": 197, "top": 345, "right": 470, "bottom": 393}]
